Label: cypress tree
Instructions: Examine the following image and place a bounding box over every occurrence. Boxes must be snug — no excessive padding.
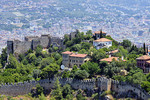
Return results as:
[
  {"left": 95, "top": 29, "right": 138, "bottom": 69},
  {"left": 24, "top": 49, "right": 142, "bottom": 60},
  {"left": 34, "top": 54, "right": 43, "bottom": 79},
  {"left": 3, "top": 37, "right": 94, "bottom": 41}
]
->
[
  {"left": 100, "top": 29, "right": 103, "bottom": 38},
  {"left": 143, "top": 43, "right": 146, "bottom": 55}
]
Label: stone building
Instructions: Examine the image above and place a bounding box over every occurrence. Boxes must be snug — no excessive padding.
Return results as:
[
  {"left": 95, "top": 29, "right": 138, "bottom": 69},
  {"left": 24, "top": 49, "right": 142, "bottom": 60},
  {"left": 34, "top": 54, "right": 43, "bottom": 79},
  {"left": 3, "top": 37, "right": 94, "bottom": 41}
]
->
[
  {"left": 93, "top": 38, "right": 112, "bottom": 49},
  {"left": 136, "top": 55, "right": 150, "bottom": 73},
  {"left": 7, "top": 34, "right": 64, "bottom": 56},
  {"left": 62, "top": 51, "right": 89, "bottom": 68},
  {"left": 93, "top": 30, "right": 107, "bottom": 40},
  {"left": 62, "top": 51, "right": 73, "bottom": 68}
]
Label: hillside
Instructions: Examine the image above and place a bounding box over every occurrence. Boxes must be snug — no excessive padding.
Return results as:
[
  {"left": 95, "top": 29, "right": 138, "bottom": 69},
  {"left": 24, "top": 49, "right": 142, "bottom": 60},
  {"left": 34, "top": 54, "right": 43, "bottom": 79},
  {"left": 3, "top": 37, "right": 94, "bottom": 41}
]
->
[{"left": 0, "top": 30, "right": 150, "bottom": 99}]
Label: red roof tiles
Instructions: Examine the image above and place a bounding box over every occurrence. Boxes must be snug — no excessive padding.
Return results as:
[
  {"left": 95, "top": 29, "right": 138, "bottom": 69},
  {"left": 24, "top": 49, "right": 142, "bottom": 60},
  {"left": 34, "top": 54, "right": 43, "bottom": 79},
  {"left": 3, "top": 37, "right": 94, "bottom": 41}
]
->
[
  {"left": 62, "top": 51, "right": 73, "bottom": 54},
  {"left": 70, "top": 53, "right": 87, "bottom": 58},
  {"left": 136, "top": 55, "right": 150, "bottom": 60},
  {"left": 94, "top": 38, "right": 112, "bottom": 42}
]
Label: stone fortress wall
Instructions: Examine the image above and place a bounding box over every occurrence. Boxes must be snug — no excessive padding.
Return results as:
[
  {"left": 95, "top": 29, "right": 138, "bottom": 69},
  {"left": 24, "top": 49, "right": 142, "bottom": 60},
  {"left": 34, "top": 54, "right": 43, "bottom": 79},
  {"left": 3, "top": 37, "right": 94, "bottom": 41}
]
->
[
  {"left": 7, "top": 30, "right": 79, "bottom": 56},
  {"left": 0, "top": 77, "right": 149, "bottom": 100},
  {"left": 7, "top": 34, "right": 64, "bottom": 56}
]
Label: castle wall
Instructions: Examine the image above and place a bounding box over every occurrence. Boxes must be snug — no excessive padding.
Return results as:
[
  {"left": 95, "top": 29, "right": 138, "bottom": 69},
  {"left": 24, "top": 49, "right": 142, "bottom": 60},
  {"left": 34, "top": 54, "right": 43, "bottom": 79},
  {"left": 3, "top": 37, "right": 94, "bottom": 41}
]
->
[
  {"left": 7, "top": 41, "right": 13, "bottom": 54},
  {"left": 51, "top": 37, "right": 63, "bottom": 48},
  {"left": 13, "top": 40, "right": 32, "bottom": 56},
  {"left": 32, "top": 39, "right": 41, "bottom": 50},
  {"left": 7, "top": 34, "right": 66, "bottom": 55},
  {"left": 25, "top": 36, "right": 39, "bottom": 42},
  {"left": 111, "top": 80, "right": 150, "bottom": 100},
  {"left": 40, "top": 35, "right": 50, "bottom": 48},
  {"left": 97, "top": 77, "right": 111, "bottom": 91},
  {"left": 0, "top": 77, "right": 149, "bottom": 100}
]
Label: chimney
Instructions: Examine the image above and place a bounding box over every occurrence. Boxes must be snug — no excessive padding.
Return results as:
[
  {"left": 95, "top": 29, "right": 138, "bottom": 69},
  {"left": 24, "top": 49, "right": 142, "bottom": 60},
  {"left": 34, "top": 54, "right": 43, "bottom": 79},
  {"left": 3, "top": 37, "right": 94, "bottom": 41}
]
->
[
  {"left": 109, "top": 55, "right": 111, "bottom": 58},
  {"left": 122, "top": 56, "right": 124, "bottom": 60},
  {"left": 75, "top": 52, "right": 78, "bottom": 55}
]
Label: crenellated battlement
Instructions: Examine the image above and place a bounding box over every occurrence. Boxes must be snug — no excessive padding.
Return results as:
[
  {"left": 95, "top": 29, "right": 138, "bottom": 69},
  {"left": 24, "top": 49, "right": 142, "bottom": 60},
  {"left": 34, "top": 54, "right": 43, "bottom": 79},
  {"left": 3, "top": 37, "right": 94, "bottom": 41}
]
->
[{"left": 0, "top": 77, "right": 149, "bottom": 99}]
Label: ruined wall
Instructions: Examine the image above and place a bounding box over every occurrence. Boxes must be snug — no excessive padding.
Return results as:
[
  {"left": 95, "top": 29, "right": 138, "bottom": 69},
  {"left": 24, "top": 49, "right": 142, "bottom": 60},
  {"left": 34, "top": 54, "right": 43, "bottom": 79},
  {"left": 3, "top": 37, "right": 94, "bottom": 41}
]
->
[
  {"left": 51, "top": 37, "right": 63, "bottom": 48},
  {"left": 70, "top": 31, "right": 77, "bottom": 40},
  {"left": 13, "top": 40, "right": 32, "bottom": 56},
  {"left": 25, "top": 36, "right": 39, "bottom": 42},
  {"left": 7, "top": 34, "right": 66, "bottom": 55},
  {"left": 7, "top": 41, "right": 13, "bottom": 54},
  {"left": 40, "top": 35, "right": 50, "bottom": 48},
  {"left": 32, "top": 38, "right": 41, "bottom": 50}
]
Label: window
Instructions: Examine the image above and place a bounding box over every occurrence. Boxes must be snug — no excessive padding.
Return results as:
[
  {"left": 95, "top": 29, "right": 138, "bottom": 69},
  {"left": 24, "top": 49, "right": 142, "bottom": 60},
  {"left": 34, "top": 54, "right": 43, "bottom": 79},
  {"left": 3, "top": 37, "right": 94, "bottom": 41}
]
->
[{"left": 80, "top": 60, "right": 83, "bottom": 63}]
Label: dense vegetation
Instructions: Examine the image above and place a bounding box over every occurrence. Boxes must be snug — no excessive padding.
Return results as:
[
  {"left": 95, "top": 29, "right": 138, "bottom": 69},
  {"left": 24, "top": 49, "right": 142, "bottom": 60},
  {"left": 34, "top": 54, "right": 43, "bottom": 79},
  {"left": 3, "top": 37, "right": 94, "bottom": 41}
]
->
[{"left": 0, "top": 30, "right": 150, "bottom": 99}]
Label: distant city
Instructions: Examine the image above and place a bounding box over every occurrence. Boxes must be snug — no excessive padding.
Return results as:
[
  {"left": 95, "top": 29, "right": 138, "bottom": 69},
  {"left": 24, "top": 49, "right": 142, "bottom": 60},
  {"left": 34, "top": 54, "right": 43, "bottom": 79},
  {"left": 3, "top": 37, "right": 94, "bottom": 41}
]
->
[{"left": 0, "top": 0, "right": 150, "bottom": 53}]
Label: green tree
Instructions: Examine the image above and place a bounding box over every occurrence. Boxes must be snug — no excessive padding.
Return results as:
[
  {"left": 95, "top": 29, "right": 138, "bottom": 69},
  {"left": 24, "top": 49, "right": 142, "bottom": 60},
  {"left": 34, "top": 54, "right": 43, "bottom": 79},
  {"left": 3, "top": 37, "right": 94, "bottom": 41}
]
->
[
  {"left": 143, "top": 43, "right": 146, "bottom": 55},
  {"left": 36, "top": 84, "right": 44, "bottom": 95},
  {"left": 52, "top": 53, "right": 61, "bottom": 61},
  {"left": 63, "top": 34, "right": 69, "bottom": 44},
  {"left": 66, "top": 41, "right": 73, "bottom": 47},
  {"left": 39, "top": 93, "right": 46, "bottom": 100},
  {"left": 41, "top": 63, "right": 60, "bottom": 79},
  {"left": 40, "top": 57, "right": 55, "bottom": 69},
  {"left": 132, "top": 72, "right": 147, "bottom": 84},
  {"left": 74, "top": 70, "right": 89, "bottom": 79},
  {"left": 1, "top": 48, "right": 7, "bottom": 67},
  {"left": 18, "top": 54, "right": 25, "bottom": 62},
  {"left": 81, "top": 42, "right": 91, "bottom": 50},
  {"left": 122, "top": 39, "right": 131, "bottom": 49},
  {"left": 89, "top": 48, "right": 106, "bottom": 62},
  {"left": 71, "top": 65, "right": 78, "bottom": 74},
  {"left": 62, "top": 84, "right": 72, "bottom": 98},
  {"left": 71, "top": 44, "right": 81, "bottom": 51},
  {"left": 52, "top": 78, "right": 63, "bottom": 100},
  {"left": 35, "top": 45, "right": 43, "bottom": 57},
  {"left": 62, "top": 71, "right": 70, "bottom": 78},
  {"left": 86, "top": 30, "right": 92, "bottom": 35},
  {"left": 76, "top": 89, "right": 86, "bottom": 100},
  {"left": 141, "top": 81, "right": 150, "bottom": 93},
  {"left": 33, "top": 69, "right": 41, "bottom": 79},
  {"left": 80, "top": 61, "right": 100, "bottom": 77},
  {"left": 7, "top": 54, "right": 20, "bottom": 69}
]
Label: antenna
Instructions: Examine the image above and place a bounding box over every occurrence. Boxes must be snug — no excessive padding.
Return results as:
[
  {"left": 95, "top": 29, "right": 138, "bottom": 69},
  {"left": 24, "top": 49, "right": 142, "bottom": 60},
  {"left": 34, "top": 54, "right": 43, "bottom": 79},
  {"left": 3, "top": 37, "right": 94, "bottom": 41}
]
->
[{"left": 61, "top": 65, "right": 65, "bottom": 70}]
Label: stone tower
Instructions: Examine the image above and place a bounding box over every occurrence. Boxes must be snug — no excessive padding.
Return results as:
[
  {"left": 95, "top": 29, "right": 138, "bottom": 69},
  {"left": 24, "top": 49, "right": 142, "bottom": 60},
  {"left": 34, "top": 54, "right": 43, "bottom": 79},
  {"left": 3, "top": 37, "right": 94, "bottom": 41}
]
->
[{"left": 7, "top": 40, "right": 14, "bottom": 54}]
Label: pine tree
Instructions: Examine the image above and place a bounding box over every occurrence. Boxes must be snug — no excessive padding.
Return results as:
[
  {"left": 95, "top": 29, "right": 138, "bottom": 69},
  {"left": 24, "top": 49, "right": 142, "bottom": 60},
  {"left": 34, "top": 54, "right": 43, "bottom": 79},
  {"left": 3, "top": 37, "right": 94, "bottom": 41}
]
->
[{"left": 52, "top": 78, "right": 63, "bottom": 100}]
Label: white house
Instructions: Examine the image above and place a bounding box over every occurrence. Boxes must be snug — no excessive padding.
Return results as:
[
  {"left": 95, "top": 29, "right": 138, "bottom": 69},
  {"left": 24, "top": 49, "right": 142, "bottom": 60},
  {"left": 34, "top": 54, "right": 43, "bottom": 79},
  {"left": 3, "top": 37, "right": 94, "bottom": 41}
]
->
[{"left": 93, "top": 38, "right": 112, "bottom": 49}]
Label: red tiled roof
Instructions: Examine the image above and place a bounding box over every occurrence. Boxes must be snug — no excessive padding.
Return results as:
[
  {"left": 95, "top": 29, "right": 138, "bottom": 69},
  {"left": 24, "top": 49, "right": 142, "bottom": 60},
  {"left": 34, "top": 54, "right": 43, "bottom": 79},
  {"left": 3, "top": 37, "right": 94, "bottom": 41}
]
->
[
  {"left": 136, "top": 55, "right": 150, "bottom": 60},
  {"left": 110, "top": 50, "right": 119, "bottom": 54},
  {"left": 70, "top": 53, "right": 87, "bottom": 58},
  {"left": 146, "top": 60, "right": 150, "bottom": 64},
  {"left": 94, "top": 38, "right": 112, "bottom": 42},
  {"left": 93, "top": 31, "right": 106, "bottom": 35},
  {"left": 100, "top": 57, "right": 119, "bottom": 62},
  {"left": 62, "top": 51, "right": 73, "bottom": 54}
]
